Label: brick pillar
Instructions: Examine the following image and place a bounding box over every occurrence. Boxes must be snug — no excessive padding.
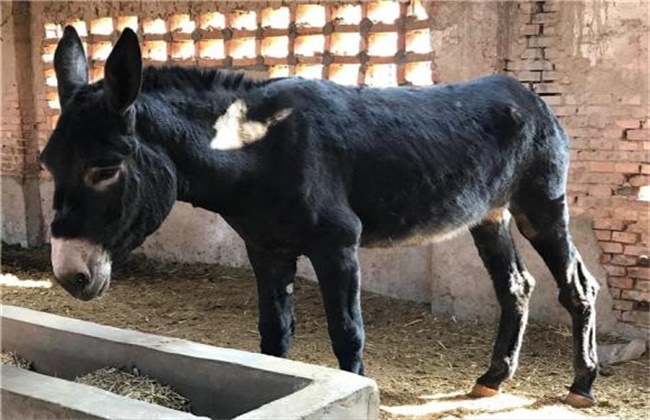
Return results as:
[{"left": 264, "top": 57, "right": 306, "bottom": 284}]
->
[{"left": 8, "top": 1, "right": 44, "bottom": 247}]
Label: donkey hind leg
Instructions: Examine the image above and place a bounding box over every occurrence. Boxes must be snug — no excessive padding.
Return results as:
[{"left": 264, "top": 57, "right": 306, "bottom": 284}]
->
[
  {"left": 246, "top": 245, "right": 297, "bottom": 357},
  {"left": 309, "top": 244, "right": 365, "bottom": 375},
  {"left": 468, "top": 210, "right": 535, "bottom": 398},
  {"left": 513, "top": 193, "right": 599, "bottom": 408}
]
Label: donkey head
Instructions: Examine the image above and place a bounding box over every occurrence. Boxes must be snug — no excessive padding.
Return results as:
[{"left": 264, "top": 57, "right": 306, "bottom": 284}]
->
[{"left": 41, "top": 27, "right": 177, "bottom": 300}]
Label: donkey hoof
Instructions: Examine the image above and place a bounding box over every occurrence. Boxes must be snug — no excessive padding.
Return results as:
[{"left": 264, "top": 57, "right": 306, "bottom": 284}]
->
[
  {"left": 468, "top": 383, "right": 500, "bottom": 398},
  {"left": 564, "top": 392, "right": 595, "bottom": 408}
]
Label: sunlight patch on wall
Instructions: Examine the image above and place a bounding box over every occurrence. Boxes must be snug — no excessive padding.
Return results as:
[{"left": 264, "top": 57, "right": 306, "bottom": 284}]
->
[
  {"left": 171, "top": 41, "right": 195, "bottom": 61},
  {"left": 261, "top": 7, "right": 290, "bottom": 29},
  {"left": 230, "top": 10, "right": 257, "bottom": 31},
  {"left": 329, "top": 64, "right": 360, "bottom": 86},
  {"left": 199, "top": 40, "right": 225, "bottom": 60},
  {"left": 366, "top": 64, "right": 397, "bottom": 87},
  {"left": 230, "top": 38, "right": 256, "bottom": 59},
  {"left": 294, "top": 35, "right": 325, "bottom": 57},
  {"left": 116, "top": 16, "right": 138, "bottom": 32},
  {"left": 296, "top": 4, "right": 326, "bottom": 28},
  {"left": 200, "top": 12, "right": 226, "bottom": 30},
  {"left": 143, "top": 18, "right": 166, "bottom": 35},
  {"left": 330, "top": 33, "right": 360, "bottom": 56},
  {"left": 169, "top": 14, "right": 195, "bottom": 34},
  {"left": 296, "top": 64, "right": 323, "bottom": 79},
  {"left": 261, "top": 36, "right": 289, "bottom": 58},
  {"left": 90, "top": 18, "right": 113, "bottom": 36},
  {"left": 143, "top": 41, "right": 168, "bottom": 61}
]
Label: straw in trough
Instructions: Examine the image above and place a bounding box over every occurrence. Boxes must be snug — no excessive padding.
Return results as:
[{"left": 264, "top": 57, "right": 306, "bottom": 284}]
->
[{"left": 75, "top": 367, "right": 190, "bottom": 412}]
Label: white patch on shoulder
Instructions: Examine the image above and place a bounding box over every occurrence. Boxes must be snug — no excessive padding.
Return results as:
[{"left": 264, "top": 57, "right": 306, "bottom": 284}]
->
[{"left": 210, "top": 99, "right": 292, "bottom": 150}]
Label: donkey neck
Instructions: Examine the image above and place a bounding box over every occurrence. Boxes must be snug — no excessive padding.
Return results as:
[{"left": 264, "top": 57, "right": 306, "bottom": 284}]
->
[{"left": 133, "top": 67, "right": 268, "bottom": 214}]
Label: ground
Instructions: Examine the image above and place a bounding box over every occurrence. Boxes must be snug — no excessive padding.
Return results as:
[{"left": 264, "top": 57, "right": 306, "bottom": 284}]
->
[{"left": 1, "top": 245, "right": 648, "bottom": 419}]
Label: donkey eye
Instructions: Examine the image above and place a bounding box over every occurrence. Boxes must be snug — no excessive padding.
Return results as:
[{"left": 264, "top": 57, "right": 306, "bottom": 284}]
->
[{"left": 85, "top": 165, "right": 122, "bottom": 187}]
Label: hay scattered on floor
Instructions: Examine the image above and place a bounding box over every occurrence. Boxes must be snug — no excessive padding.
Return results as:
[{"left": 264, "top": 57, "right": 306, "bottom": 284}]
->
[
  {"left": 3, "top": 244, "right": 649, "bottom": 420},
  {"left": 75, "top": 367, "right": 190, "bottom": 412},
  {"left": 1, "top": 351, "right": 32, "bottom": 370}
]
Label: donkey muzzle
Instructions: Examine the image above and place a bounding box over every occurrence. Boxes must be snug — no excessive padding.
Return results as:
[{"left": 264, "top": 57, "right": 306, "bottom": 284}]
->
[{"left": 50, "top": 238, "right": 112, "bottom": 300}]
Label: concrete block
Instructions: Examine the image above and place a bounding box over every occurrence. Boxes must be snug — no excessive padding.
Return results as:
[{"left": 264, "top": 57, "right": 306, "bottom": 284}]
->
[
  {"left": 598, "top": 338, "right": 647, "bottom": 365},
  {"left": 2, "top": 365, "right": 205, "bottom": 419},
  {"left": 1, "top": 305, "right": 379, "bottom": 419}
]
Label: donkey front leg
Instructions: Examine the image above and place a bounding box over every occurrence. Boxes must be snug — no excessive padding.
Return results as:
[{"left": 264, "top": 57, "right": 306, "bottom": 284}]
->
[
  {"left": 246, "top": 245, "right": 298, "bottom": 358},
  {"left": 309, "top": 244, "right": 365, "bottom": 375}
]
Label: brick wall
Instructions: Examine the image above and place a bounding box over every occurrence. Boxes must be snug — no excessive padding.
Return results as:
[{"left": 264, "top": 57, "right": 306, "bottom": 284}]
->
[
  {"left": 506, "top": 1, "right": 649, "bottom": 328},
  {"left": 2, "top": 2, "right": 26, "bottom": 176},
  {"left": 2, "top": 0, "right": 648, "bottom": 329},
  {"left": 29, "top": 0, "right": 434, "bottom": 158}
]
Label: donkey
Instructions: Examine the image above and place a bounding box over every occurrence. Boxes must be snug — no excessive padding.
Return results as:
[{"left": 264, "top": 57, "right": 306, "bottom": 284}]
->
[{"left": 41, "top": 26, "right": 600, "bottom": 408}]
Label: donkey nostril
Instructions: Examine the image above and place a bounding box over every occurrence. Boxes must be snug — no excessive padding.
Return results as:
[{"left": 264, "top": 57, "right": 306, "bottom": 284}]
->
[{"left": 74, "top": 273, "right": 89, "bottom": 286}]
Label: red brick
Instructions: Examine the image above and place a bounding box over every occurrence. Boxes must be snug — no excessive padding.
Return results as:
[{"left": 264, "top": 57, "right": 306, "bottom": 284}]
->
[
  {"left": 603, "top": 265, "right": 627, "bottom": 276},
  {"left": 520, "top": 24, "right": 541, "bottom": 36},
  {"left": 594, "top": 230, "right": 612, "bottom": 241},
  {"left": 610, "top": 254, "right": 639, "bottom": 266},
  {"left": 541, "top": 70, "right": 559, "bottom": 81},
  {"left": 571, "top": 172, "right": 624, "bottom": 185},
  {"left": 527, "top": 36, "right": 554, "bottom": 48},
  {"left": 543, "top": 1, "right": 561, "bottom": 12},
  {"left": 607, "top": 277, "right": 634, "bottom": 290},
  {"left": 513, "top": 70, "right": 542, "bottom": 82},
  {"left": 614, "top": 162, "right": 641, "bottom": 174},
  {"left": 621, "top": 289, "right": 650, "bottom": 302},
  {"left": 600, "top": 253, "right": 612, "bottom": 264},
  {"left": 535, "top": 82, "right": 567, "bottom": 94},
  {"left": 628, "top": 267, "right": 650, "bottom": 280},
  {"left": 619, "top": 141, "right": 640, "bottom": 151},
  {"left": 612, "top": 299, "right": 635, "bottom": 311},
  {"left": 629, "top": 175, "right": 650, "bottom": 187},
  {"left": 612, "top": 231, "right": 639, "bottom": 244},
  {"left": 518, "top": 2, "right": 537, "bottom": 14},
  {"left": 588, "top": 93, "right": 613, "bottom": 104},
  {"left": 621, "top": 310, "right": 650, "bottom": 327},
  {"left": 528, "top": 60, "right": 555, "bottom": 71},
  {"left": 543, "top": 25, "right": 557, "bottom": 35},
  {"left": 627, "top": 129, "right": 649, "bottom": 141},
  {"left": 543, "top": 95, "right": 563, "bottom": 106},
  {"left": 627, "top": 222, "right": 648, "bottom": 233},
  {"left": 589, "top": 139, "right": 615, "bottom": 150},
  {"left": 589, "top": 162, "right": 616, "bottom": 172},
  {"left": 532, "top": 12, "right": 558, "bottom": 24},
  {"left": 636, "top": 280, "right": 650, "bottom": 292},
  {"left": 521, "top": 48, "right": 543, "bottom": 59},
  {"left": 600, "top": 241, "right": 624, "bottom": 254},
  {"left": 587, "top": 185, "right": 612, "bottom": 197},
  {"left": 593, "top": 218, "right": 624, "bottom": 231}
]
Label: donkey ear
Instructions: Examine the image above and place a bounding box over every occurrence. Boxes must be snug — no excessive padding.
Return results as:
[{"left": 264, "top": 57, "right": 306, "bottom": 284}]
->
[
  {"left": 54, "top": 26, "right": 88, "bottom": 108},
  {"left": 105, "top": 28, "right": 142, "bottom": 115}
]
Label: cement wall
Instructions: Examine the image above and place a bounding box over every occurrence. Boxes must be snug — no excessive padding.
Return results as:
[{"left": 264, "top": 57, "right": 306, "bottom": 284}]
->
[
  {"left": 2, "top": 176, "right": 28, "bottom": 247},
  {"left": 133, "top": 198, "right": 633, "bottom": 336}
]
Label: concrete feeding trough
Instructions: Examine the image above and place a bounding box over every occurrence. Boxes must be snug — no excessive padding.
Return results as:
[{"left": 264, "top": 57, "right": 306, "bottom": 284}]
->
[{"left": 1, "top": 305, "right": 379, "bottom": 419}]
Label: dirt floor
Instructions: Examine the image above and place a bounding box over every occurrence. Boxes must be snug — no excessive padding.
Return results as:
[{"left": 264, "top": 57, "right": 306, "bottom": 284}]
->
[{"left": 1, "top": 245, "right": 648, "bottom": 419}]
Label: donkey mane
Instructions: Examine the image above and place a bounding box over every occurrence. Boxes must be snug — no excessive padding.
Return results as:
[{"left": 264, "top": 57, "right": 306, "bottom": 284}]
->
[
  {"left": 140, "top": 66, "right": 274, "bottom": 94},
  {"left": 76, "top": 66, "right": 271, "bottom": 100}
]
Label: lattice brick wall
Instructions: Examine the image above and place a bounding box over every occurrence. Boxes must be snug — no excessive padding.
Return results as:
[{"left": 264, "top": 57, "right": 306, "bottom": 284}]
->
[{"left": 39, "top": 1, "right": 434, "bottom": 147}]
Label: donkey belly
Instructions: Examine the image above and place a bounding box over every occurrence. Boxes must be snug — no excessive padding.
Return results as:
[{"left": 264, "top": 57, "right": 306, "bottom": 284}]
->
[{"left": 356, "top": 179, "right": 503, "bottom": 249}]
